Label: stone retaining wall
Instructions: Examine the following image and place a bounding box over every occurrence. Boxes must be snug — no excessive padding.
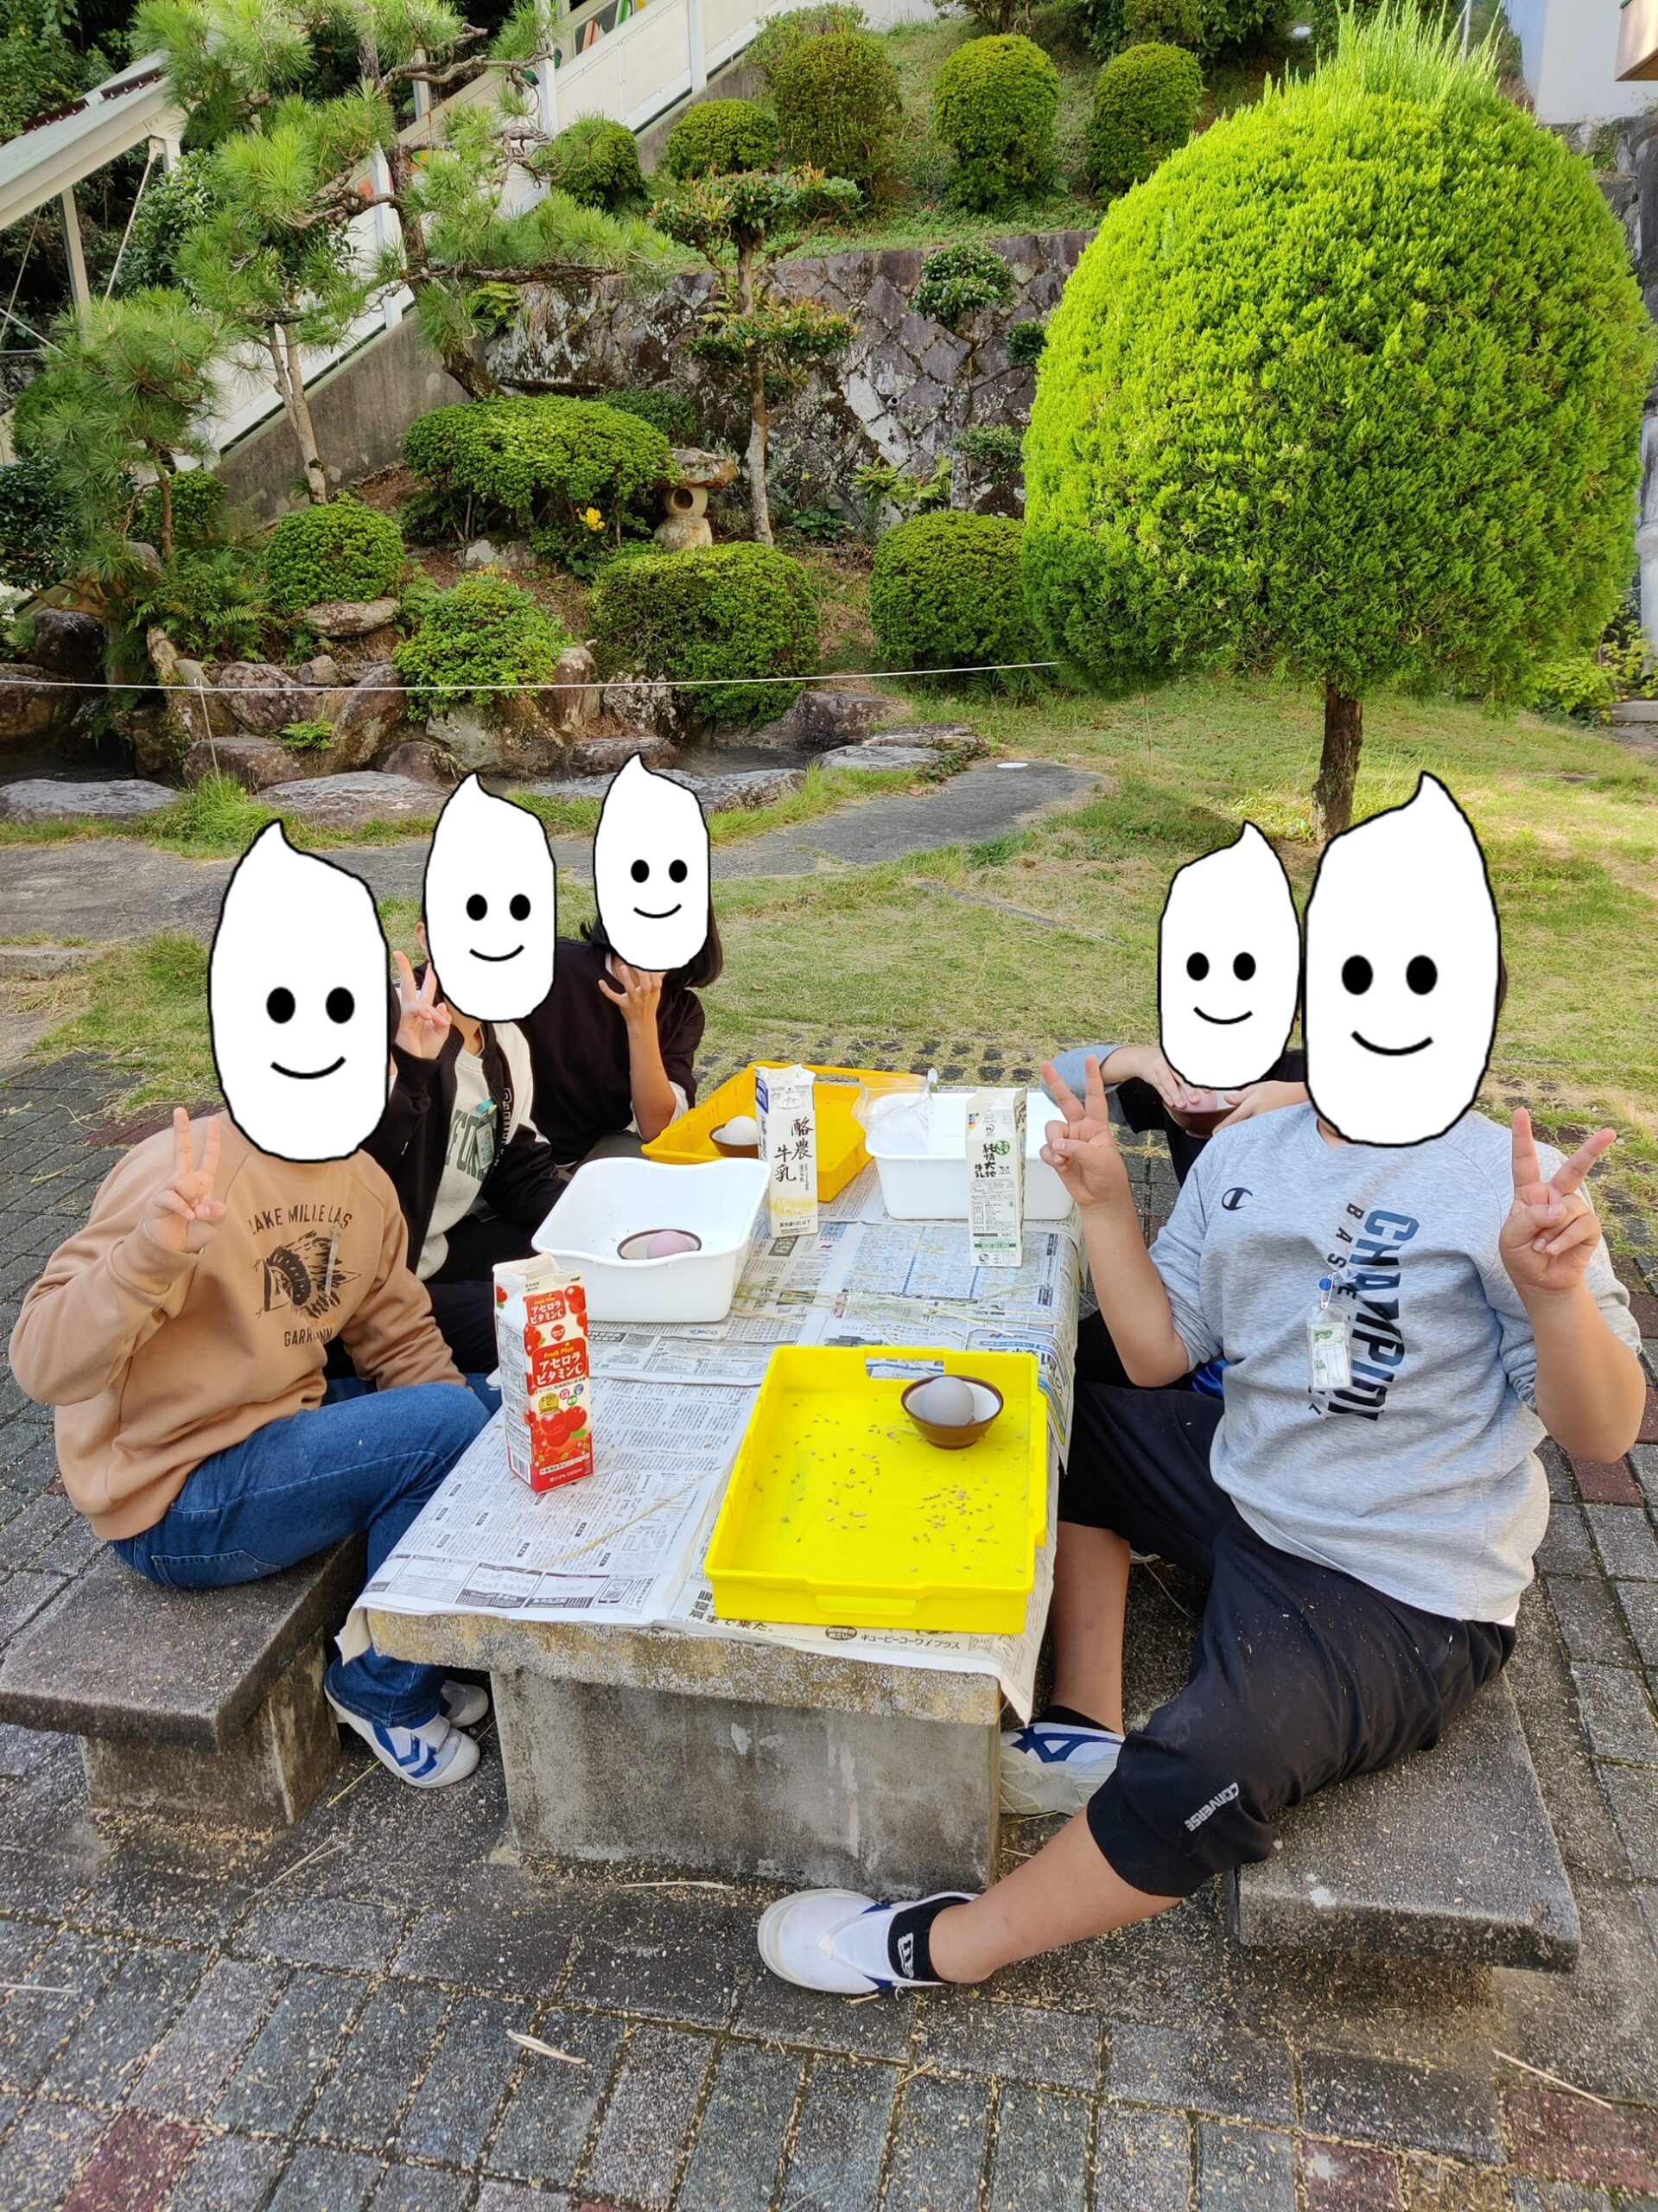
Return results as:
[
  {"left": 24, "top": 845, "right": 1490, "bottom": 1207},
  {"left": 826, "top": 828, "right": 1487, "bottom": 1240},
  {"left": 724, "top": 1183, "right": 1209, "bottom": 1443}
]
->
[{"left": 486, "top": 229, "right": 1094, "bottom": 521}]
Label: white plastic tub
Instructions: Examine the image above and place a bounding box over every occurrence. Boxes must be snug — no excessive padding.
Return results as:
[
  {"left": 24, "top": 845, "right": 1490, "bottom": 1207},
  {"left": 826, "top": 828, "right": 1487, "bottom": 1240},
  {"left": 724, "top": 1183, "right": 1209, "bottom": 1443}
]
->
[
  {"left": 864, "top": 1090, "right": 1076, "bottom": 1223},
  {"left": 531, "top": 1157, "right": 769, "bottom": 1323}
]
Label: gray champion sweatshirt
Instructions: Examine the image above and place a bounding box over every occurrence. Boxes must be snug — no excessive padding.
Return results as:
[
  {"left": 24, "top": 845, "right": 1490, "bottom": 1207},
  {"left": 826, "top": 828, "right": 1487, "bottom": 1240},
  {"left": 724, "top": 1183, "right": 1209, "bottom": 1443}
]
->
[{"left": 1147, "top": 1105, "right": 1640, "bottom": 1624}]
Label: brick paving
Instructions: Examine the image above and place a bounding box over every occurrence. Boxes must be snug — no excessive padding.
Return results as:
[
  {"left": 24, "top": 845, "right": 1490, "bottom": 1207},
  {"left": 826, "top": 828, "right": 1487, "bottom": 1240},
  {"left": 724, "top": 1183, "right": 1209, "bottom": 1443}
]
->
[{"left": 0, "top": 1052, "right": 1655, "bottom": 2210}]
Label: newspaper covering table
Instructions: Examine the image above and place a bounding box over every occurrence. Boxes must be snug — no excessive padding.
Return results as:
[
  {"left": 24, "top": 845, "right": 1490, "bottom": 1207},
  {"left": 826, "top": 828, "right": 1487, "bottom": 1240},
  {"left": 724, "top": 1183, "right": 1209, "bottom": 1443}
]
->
[{"left": 364, "top": 1165, "right": 1084, "bottom": 1714}]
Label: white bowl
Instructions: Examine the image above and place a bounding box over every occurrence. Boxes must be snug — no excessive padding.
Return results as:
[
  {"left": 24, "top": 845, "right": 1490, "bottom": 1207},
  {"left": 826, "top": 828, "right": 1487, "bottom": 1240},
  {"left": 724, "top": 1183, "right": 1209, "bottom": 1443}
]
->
[
  {"left": 531, "top": 1156, "right": 769, "bottom": 1323},
  {"left": 863, "top": 1090, "right": 1076, "bottom": 1222}
]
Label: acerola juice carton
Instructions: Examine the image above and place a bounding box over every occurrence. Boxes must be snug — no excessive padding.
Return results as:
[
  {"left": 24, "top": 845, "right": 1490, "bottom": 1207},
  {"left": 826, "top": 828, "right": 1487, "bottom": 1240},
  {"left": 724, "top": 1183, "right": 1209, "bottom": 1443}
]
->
[
  {"left": 966, "top": 1087, "right": 1026, "bottom": 1268},
  {"left": 492, "top": 1255, "right": 594, "bottom": 1492},
  {"left": 756, "top": 1063, "right": 818, "bottom": 1239}
]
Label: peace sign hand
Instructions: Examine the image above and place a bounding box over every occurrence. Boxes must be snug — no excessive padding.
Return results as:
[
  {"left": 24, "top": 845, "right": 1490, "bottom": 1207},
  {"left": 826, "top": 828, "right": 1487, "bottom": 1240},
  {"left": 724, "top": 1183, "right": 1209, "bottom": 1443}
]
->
[
  {"left": 1039, "top": 1056, "right": 1134, "bottom": 1217},
  {"left": 393, "top": 950, "right": 452, "bottom": 1063},
  {"left": 1499, "top": 1106, "right": 1616, "bottom": 1302},
  {"left": 145, "top": 1109, "right": 227, "bottom": 1255}
]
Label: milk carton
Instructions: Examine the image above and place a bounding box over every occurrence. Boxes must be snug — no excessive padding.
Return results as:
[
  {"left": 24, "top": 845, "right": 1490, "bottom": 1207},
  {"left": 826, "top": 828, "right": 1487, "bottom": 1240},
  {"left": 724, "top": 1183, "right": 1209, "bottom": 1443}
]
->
[
  {"left": 492, "top": 1255, "right": 594, "bottom": 1492},
  {"left": 966, "top": 1088, "right": 1026, "bottom": 1268},
  {"left": 756, "top": 1063, "right": 818, "bottom": 1238}
]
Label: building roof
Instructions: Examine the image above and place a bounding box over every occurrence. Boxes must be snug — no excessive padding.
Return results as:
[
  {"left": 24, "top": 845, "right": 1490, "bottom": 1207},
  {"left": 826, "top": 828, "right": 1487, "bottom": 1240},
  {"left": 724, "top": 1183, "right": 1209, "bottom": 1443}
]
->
[{"left": 0, "top": 56, "right": 185, "bottom": 236}]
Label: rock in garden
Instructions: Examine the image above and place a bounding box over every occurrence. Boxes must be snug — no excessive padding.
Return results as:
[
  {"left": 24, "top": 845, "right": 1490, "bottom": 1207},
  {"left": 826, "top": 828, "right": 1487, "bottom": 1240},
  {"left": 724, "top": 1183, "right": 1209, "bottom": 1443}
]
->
[
  {"left": 327, "top": 664, "right": 409, "bottom": 770},
  {"left": 523, "top": 765, "right": 805, "bottom": 812},
  {"left": 863, "top": 721, "right": 986, "bottom": 758},
  {"left": 218, "top": 661, "right": 308, "bottom": 738},
  {"left": 257, "top": 772, "right": 442, "bottom": 828},
  {"left": 379, "top": 739, "right": 463, "bottom": 787},
  {"left": 462, "top": 537, "right": 532, "bottom": 571},
  {"left": 0, "top": 777, "right": 175, "bottom": 823},
  {"left": 303, "top": 597, "right": 401, "bottom": 639},
  {"left": 183, "top": 735, "right": 318, "bottom": 791},
  {"left": 564, "top": 733, "right": 676, "bottom": 775},
  {"left": 600, "top": 677, "right": 691, "bottom": 747},
  {"left": 816, "top": 743, "right": 943, "bottom": 772},
  {"left": 549, "top": 645, "right": 600, "bottom": 734},
  {"left": 0, "top": 669, "right": 75, "bottom": 743},
  {"left": 21, "top": 607, "right": 105, "bottom": 682},
  {"left": 293, "top": 654, "right": 341, "bottom": 688},
  {"left": 748, "top": 687, "right": 891, "bottom": 753}
]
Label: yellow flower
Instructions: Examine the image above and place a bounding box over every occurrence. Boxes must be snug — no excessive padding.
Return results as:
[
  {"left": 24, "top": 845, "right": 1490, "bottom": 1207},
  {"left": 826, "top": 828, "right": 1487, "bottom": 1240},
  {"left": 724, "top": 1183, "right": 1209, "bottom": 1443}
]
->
[{"left": 582, "top": 507, "right": 604, "bottom": 531}]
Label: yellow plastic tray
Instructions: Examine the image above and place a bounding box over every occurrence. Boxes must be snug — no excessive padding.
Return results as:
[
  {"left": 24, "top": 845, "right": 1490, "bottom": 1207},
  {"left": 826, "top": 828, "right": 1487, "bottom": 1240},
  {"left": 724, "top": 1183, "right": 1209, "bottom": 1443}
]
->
[
  {"left": 645, "top": 1062, "right": 884, "bottom": 1202},
  {"left": 705, "top": 1346, "right": 1048, "bottom": 1635}
]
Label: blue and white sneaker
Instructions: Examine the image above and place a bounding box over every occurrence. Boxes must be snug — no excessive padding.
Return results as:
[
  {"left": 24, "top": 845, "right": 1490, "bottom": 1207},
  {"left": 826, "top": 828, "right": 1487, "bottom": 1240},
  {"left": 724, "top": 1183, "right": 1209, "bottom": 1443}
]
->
[
  {"left": 440, "top": 1678, "right": 490, "bottom": 1729},
  {"left": 758, "top": 1889, "right": 973, "bottom": 1995},
  {"left": 327, "top": 1690, "right": 480, "bottom": 1789},
  {"left": 1000, "top": 1716, "right": 1124, "bottom": 1817}
]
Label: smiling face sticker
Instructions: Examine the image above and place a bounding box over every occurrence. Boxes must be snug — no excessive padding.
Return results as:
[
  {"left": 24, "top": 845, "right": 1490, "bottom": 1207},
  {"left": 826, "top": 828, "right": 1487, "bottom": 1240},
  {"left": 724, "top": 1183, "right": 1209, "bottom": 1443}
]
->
[
  {"left": 1305, "top": 774, "right": 1500, "bottom": 1147},
  {"left": 592, "top": 754, "right": 710, "bottom": 972},
  {"left": 209, "top": 824, "right": 392, "bottom": 1162},
  {"left": 1158, "top": 823, "right": 1300, "bottom": 1090},
  {"left": 423, "top": 775, "right": 556, "bottom": 1021}
]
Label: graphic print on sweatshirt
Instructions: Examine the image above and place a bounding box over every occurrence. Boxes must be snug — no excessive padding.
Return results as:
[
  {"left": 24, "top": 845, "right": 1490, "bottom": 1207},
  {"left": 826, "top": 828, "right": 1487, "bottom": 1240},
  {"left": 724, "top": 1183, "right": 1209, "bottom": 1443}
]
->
[
  {"left": 448, "top": 1096, "right": 498, "bottom": 1185},
  {"left": 1312, "top": 1198, "right": 1419, "bottom": 1421},
  {"left": 245, "top": 1200, "right": 358, "bottom": 1339}
]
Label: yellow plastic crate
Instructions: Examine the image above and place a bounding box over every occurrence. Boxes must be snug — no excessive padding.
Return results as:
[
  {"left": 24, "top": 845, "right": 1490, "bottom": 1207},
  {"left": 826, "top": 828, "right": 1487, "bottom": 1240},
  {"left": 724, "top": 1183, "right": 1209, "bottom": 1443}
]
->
[
  {"left": 645, "top": 1062, "right": 883, "bottom": 1202},
  {"left": 705, "top": 1345, "right": 1048, "bottom": 1635}
]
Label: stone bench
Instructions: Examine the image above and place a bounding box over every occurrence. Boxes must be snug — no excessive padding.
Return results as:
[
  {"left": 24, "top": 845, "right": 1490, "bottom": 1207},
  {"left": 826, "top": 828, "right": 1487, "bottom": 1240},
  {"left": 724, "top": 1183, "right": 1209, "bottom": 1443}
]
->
[
  {"left": 0, "top": 1541, "right": 365, "bottom": 1829},
  {"left": 1227, "top": 1674, "right": 1579, "bottom": 1971}
]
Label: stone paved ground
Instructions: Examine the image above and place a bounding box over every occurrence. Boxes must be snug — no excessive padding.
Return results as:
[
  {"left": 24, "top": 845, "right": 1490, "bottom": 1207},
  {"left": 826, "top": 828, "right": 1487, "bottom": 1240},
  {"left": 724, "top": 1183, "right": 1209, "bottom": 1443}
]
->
[{"left": 1, "top": 1051, "right": 1656, "bottom": 2212}]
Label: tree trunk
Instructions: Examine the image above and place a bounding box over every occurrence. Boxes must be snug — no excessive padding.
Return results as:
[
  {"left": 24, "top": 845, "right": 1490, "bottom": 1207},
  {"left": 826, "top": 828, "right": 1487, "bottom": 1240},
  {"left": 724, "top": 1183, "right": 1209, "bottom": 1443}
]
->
[
  {"left": 1312, "top": 684, "right": 1363, "bottom": 843},
  {"left": 268, "top": 331, "right": 329, "bottom": 505},
  {"left": 153, "top": 460, "right": 175, "bottom": 561},
  {"left": 746, "top": 353, "right": 772, "bottom": 546}
]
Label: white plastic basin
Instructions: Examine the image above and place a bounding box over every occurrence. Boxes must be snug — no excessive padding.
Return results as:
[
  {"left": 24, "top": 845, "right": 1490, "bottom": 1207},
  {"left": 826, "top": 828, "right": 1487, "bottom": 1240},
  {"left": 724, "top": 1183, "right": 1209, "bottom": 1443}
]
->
[
  {"left": 864, "top": 1090, "right": 1076, "bottom": 1222},
  {"left": 531, "top": 1156, "right": 769, "bottom": 1323}
]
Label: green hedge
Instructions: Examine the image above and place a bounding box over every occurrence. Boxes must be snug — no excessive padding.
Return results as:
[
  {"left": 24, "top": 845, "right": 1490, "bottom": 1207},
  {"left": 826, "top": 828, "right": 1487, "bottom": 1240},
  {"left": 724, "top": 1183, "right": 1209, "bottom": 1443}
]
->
[
  {"left": 605, "top": 386, "right": 706, "bottom": 447},
  {"left": 590, "top": 543, "right": 819, "bottom": 723},
  {"left": 134, "top": 468, "right": 226, "bottom": 556},
  {"left": 746, "top": 3, "right": 868, "bottom": 88},
  {"left": 932, "top": 35, "right": 1061, "bottom": 213},
  {"left": 1124, "top": 0, "right": 1199, "bottom": 44},
  {"left": 0, "top": 454, "right": 80, "bottom": 593},
  {"left": 868, "top": 512, "right": 1038, "bottom": 685},
  {"left": 403, "top": 397, "right": 672, "bottom": 572},
  {"left": 1196, "top": 0, "right": 1276, "bottom": 58},
  {"left": 265, "top": 501, "right": 405, "bottom": 616},
  {"left": 537, "top": 116, "right": 649, "bottom": 213},
  {"left": 1088, "top": 41, "right": 1202, "bottom": 193},
  {"left": 393, "top": 575, "right": 573, "bottom": 712},
  {"left": 772, "top": 29, "right": 901, "bottom": 205},
  {"left": 662, "top": 99, "right": 778, "bottom": 179}
]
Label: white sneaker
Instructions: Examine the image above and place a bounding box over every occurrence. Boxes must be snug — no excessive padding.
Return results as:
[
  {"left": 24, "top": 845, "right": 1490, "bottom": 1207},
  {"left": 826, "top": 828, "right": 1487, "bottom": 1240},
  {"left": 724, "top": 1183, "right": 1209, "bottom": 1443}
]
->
[
  {"left": 440, "top": 1678, "right": 490, "bottom": 1729},
  {"left": 327, "top": 1695, "right": 481, "bottom": 1789},
  {"left": 757, "top": 1888, "right": 972, "bottom": 1995},
  {"left": 1000, "top": 1718, "right": 1124, "bottom": 1817}
]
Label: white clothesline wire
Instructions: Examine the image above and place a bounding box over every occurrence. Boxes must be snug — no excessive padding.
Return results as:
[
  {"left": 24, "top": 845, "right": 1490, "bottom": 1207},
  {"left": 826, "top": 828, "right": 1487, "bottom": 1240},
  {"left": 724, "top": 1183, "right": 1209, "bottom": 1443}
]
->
[{"left": 11, "top": 661, "right": 1065, "bottom": 696}]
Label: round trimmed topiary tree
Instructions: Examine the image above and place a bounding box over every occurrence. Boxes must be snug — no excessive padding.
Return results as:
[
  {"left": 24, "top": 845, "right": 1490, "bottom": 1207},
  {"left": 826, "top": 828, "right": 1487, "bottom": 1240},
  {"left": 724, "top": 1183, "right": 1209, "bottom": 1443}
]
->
[
  {"left": 393, "top": 575, "right": 573, "bottom": 714},
  {"left": 772, "top": 29, "right": 903, "bottom": 207},
  {"left": 1087, "top": 41, "right": 1202, "bottom": 193},
  {"left": 1026, "top": 7, "right": 1656, "bottom": 837},
  {"left": 869, "top": 512, "right": 1039, "bottom": 685},
  {"left": 265, "top": 501, "right": 405, "bottom": 617},
  {"left": 590, "top": 543, "right": 820, "bottom": 723},
  {"left": 932, "top": 34, "right": 1061, "bottom": 213},
  {"left": 537, "top": 116, "right": 651, "bottom": 213},
  {"left": 662, "top": 99, "right": 779, "bottom": 180}
]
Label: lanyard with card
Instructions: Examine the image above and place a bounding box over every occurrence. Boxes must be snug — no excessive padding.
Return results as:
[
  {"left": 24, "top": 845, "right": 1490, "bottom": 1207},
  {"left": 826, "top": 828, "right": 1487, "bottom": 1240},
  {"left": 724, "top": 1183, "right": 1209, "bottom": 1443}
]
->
[{"left": 1307, "top": 1266, "right": 1351, "bottom": 1393}]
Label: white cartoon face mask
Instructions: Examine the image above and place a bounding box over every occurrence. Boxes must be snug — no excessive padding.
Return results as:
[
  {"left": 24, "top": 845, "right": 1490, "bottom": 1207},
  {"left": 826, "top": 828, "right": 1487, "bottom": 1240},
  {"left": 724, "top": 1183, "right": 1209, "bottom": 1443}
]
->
[
  {"left": 423, "top": 775, "right": 557, "bottom": 1021},
  {"left": 1158, "top": 823, "right": 1301, "bottom": 1090},
  {"left": 209, "top": 824, "right": 392, "bottom": 1162},
  {"left": 1304, "top": 774, "right": 1501, "bottom": 1147},
  {"left": 592, "top": 754, "right": 710, "bottom": 972}
]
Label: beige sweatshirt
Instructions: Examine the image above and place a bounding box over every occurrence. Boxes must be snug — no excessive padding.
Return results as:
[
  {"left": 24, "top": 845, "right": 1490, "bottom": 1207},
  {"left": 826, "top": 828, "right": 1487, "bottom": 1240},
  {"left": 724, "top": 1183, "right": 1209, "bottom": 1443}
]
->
[{"left": 8, "top": 1120, "right": 465, "bottom": 1541}]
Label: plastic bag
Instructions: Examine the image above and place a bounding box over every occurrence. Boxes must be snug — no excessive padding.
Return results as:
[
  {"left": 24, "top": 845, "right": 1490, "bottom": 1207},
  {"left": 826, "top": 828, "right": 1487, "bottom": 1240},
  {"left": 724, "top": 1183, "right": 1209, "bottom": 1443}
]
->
[{"left": 853, "top": 1069, "right": 934, "bottom": 1144}]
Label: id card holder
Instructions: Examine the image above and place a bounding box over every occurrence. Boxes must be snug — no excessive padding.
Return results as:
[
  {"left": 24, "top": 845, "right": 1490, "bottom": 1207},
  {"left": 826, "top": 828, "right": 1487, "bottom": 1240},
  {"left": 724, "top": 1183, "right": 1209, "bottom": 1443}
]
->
[{"left": 1308, "top": 1307, "right": 1351, "bottom": 1393}]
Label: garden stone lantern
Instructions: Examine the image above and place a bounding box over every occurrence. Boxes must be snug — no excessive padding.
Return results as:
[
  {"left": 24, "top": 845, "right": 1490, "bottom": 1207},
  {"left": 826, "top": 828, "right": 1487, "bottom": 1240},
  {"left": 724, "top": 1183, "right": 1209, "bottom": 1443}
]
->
[{"left": 655, "top": 447, "right": 740, "bottom": 550}]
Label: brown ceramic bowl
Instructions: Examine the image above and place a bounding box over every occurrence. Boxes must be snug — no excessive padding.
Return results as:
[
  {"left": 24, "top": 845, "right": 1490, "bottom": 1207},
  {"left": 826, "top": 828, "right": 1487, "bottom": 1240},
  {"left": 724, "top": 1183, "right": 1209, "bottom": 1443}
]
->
[
  {"left": 709, "top": 1129, "right": 761, "bottom": 1159},
  {"left": 900, "top": 1374, "right": 1005, "bottom": 1451}
]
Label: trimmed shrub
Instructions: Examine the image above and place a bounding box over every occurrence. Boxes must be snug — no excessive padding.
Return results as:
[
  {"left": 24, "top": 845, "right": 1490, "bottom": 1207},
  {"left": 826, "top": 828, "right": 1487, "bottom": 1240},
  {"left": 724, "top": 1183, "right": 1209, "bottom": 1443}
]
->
[
  {"left": 605, "top": 387, "right": 706, "bottom": 447},
  {"left": 1088, "top": 41, "right": 1202, "bottom": 193},
  {"left": 537, "top": 116, "right": 649, "bottom": 213},
  {"left": 402, "top": 397, "right": 673, "bottom": 574},
  {"left": 932, "top": 35, "right": 1060, "bottom": 213},
  {"left": 746, "top": 3, "right": 868, "bottom": 90},
  {"left": 134, "top": 468, "right": 226, "bottom": 556},
  {"left": 868, "top": 513, "right": 1039, "bottom": 685},
  {"left": 0, "top": 454, "right": 80, "bottom": 592},
  {"left": 393, "top": 575, "right": 573, "bottom": 712},
  {"left": 1124, "top": 0, "right": 1199, "bottom": 44},
  {"left": 1023, "top": 13, "right": 1655, "bottom": 769},
  {"left": 265, "top": 501, "right": 405, "bottom": 616},
  {"left": 772, "top": 29, "right": 902, "bottom": 206},
  {"left": 590, "top": 543, "right": 819, "bottom": 723},
  {"left": 913, "top": 243, "right": 1017, "bottom": 332},
  {"left": 662, "top": 99, "right": 778, "bottom": 180},
  {"left": 1007, "top": 316, "right": 1049, "bottom": 365}
]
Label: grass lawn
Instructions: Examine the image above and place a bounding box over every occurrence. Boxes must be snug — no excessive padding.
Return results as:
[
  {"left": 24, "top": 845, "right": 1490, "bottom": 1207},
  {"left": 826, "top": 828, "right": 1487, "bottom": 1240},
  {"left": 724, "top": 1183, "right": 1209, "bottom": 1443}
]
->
[{"left": 24, "top": 671, "right": 1658, "bottom": 1232}]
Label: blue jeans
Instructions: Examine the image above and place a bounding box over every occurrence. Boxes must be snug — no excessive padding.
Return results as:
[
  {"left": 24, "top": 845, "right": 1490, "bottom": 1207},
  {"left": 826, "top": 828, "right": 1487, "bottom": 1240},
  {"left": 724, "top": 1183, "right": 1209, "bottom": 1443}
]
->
[{"left": 111, "top": 1377, "right": 494, "bottom": 1727}]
